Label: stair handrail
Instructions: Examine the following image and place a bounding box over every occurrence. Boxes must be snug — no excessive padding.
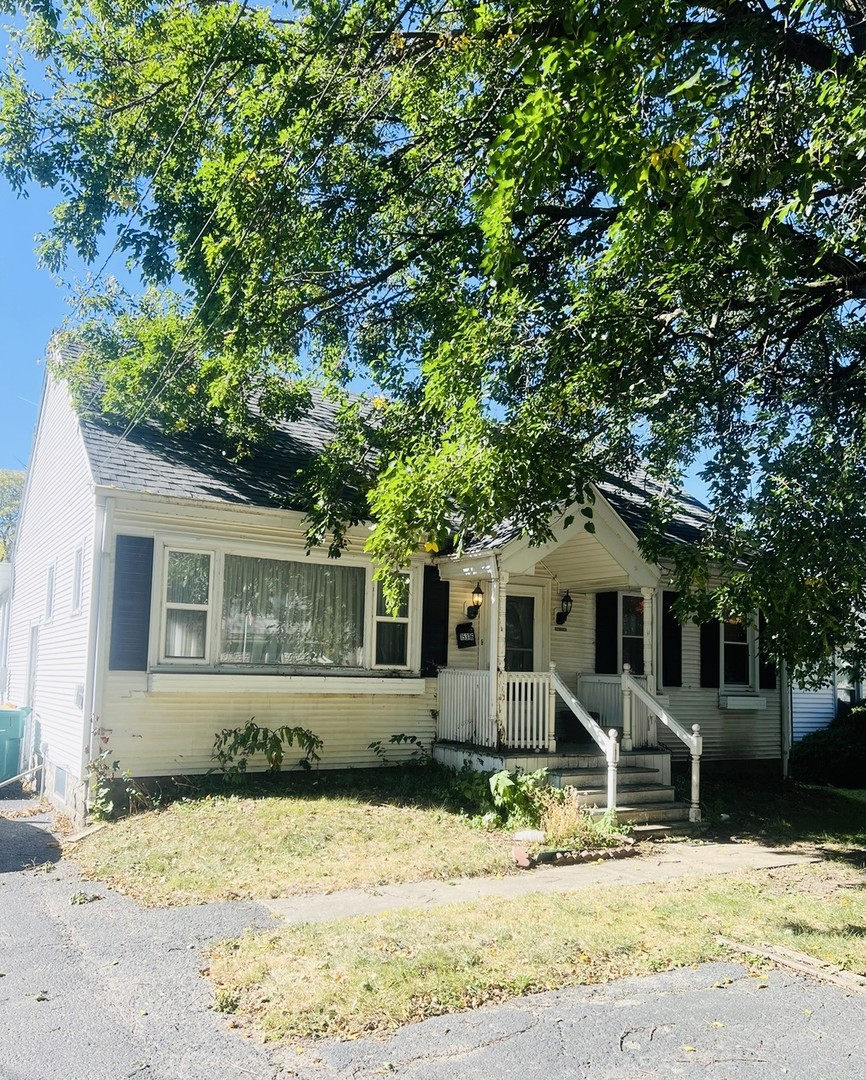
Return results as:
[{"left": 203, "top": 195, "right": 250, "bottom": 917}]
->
[
  {"left": 622, "top": 664, "right": 702, "bottom": 822},
  {"left": 550, "top": 668, "right": 620, "bottom": 812}
]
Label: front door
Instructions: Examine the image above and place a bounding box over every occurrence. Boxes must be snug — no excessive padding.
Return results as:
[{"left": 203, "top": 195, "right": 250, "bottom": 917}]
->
[{"left": 505, "top": 594, "right": 536, "bottom": 671}]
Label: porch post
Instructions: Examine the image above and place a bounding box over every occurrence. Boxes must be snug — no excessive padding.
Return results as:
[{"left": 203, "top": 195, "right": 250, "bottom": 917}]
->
[
  {"left": 641, "top": 586, "right": 657, "bottom": 697},
  {"left": 487, "top": 569, "right": 509, "bottom": 747}
]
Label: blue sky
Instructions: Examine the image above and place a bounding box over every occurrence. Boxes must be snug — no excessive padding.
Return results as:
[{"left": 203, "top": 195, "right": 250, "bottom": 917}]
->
[{"left": 0, "top": 182, "right": 69, "bottom": 470}]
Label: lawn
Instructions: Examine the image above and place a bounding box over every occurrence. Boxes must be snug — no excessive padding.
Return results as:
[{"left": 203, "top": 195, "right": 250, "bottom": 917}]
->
[
  {"left": 207, "top": 859, "right": 866, "bottom": 1041},
  {"left": 70, "top": 770, "right": 514, "bottom": 906}
]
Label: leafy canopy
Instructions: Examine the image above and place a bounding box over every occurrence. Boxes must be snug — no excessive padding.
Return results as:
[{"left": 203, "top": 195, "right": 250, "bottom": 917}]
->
[
  {"left": 4, "top": 0, "right": 866, "bottom": 679},
  {"left": 0, "top": 470, "right": 25, "bottom": 560}
]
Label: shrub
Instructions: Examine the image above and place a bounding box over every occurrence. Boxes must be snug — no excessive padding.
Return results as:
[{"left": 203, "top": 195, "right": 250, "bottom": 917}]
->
[
  {"left": 212, "top": 719, "right": 323, "bottom": 784},
  {"left": 532, "top": 787, "right": 629, "bottom": 849},
  {"left": 789, "top": 703, "right": 866, "bottom": 788}
]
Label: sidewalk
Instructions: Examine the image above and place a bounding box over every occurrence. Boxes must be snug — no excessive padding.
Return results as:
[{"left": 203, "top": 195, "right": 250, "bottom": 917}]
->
[{"left": 263, "top": 841, "right": 817, "bottom": 924}]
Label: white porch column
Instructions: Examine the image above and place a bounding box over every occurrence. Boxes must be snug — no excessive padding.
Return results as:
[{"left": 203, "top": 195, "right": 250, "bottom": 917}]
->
[
  {"left": 641, "top": 586, "right": 657, "bottom": 697},
  {"left": 487, "top": 568, "right": 509, "bottom": 747}
]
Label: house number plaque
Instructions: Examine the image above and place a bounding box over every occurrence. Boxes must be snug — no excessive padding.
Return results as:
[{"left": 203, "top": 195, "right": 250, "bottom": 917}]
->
[{"left": 455, "top": 622, "right": 477, "bottom": 649}]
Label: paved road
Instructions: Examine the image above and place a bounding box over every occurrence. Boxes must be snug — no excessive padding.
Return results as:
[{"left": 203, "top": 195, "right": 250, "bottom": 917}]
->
[{"left": 2, "top": 809, "right": 865, "bottom": 1080}]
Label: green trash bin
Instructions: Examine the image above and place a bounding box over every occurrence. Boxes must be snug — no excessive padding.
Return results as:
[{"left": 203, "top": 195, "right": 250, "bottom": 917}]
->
[{"left": 0, "top": 707, "right": 28, "bottom": 783}]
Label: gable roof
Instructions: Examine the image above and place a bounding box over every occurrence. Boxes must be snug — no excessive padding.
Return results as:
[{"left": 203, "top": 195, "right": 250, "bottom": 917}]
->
[
  {"left": 78, "top": 391, "right": 342, "bottom": 511},
  {"left": 73, "top": 380, "right": 710, "bottom": 547}
]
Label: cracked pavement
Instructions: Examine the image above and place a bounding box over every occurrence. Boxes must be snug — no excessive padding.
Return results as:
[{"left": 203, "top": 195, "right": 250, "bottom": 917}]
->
[{"left": 2, "top": 807, "right": 866, "bottom": 1080}]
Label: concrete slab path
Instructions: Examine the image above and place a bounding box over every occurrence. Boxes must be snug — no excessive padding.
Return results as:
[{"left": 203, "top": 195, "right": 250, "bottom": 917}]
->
[{"left": 263, "top": 841, "right": 818, "bottom": 924}]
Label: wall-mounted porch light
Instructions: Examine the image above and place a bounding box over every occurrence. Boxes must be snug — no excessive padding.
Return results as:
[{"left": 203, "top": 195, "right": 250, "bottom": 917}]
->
[
  {"left": 466, "top": 581, "right": 484, "bottom": 620},
  {"left": 555, "top": 590, "right": 573, "bottom": 626}
]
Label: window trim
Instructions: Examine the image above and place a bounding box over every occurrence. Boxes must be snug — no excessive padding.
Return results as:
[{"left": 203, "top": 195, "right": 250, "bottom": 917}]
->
[
  {"left": 619, "top": 591, "right": 645, "bottom": 676},
  {"left": 71, "top": 546, "right": 84, "bottom": 615},
  {"left": 158, "top": 547, "right": 215, "bottom": 665},
  {"left": 45, "top": 563, "right": 56, "bottom": 623},
  {"left": 372, "top": 574, "right": 412, "bottom": 671},
  {"left": 150, "top": 536, "right": 423, "bottom": 675},
  {"left": 720, "top": 616, "right": 757, "bottom": 692}
]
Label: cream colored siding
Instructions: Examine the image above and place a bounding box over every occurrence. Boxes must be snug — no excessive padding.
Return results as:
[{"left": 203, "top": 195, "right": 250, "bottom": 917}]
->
[
  {"left": 445, "top": 579, "right": 485, "bottom": 670},
  {"left": 662, "top": 620, "right": 782, "bottom": 762},
  {"left": 540, "top": 528, "right": 631, "bottom": 592},
  {"left": 7, "top": 376, "right": 96, "bottom": 781},
  {"left": 792, "top": 686, "right": 837, "bottom": 742},
  {"left": 95, "top": 497, "right": 436, "bottom": 775},
  {"left": 550, "top": 593, "right": 593, "bottom": 690},
  {"left": 101, "top": 672, "right": 437, "bottom": 774}
]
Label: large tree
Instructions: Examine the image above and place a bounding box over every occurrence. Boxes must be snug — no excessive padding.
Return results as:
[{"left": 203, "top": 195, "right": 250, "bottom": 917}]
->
[
  {"left": 3, "top": 0, "right": 866, "bottom": 679},
  {"left": 0, "top": 469, "right": 25, "bottom": 560}
]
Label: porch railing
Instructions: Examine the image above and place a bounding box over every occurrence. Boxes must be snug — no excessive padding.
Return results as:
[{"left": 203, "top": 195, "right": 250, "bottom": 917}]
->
[
  {"left": 622, "top": 664, "right": 702, "bottom": 822},
  {"left": 437, "top": 669, "right": 494, "bottom": 747},
  {"left": 576, "top": 673, "right": 653, "bottom": 749},
  {"left": 504, "top": 672, "right": 556, "bottom": 751}
]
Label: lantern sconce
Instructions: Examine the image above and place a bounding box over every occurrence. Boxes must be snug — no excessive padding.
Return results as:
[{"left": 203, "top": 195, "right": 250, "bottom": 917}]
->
[
  {"left": 555, "top": 590, "right": 573, "bottom": 626},
  {"left": 466, "top": 581, "right": 484, "bottom": 620}
]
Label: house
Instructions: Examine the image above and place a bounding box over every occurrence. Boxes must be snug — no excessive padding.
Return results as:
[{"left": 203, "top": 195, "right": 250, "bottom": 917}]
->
[
  {"left": 791, "top": 666, "right": 861, "bottom": 743},
  {"left": 4, "top": 362, "right": 790, "bottom": 826}
]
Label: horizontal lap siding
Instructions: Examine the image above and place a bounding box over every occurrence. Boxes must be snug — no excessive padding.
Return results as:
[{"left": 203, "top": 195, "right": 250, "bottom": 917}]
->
[
  {"left": 446, "top": 580, "right": 484, "bottom": 670},
  {"left": 7, "top": 378, "right": 95, "bottom": 781},
  {"left": 101, "top": 673, "right": 437, "bottom": 775},
  {"left": 662, "top": 620, "right": 782, "bottom": 762},
  {"left": 792, "top": 686, "right": 836, "bottom": 742}
]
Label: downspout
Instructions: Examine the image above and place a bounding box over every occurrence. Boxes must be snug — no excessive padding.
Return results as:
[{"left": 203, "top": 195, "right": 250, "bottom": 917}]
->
[
  {"left": 780, "top": 660, "right": 792, "bottom": 779},
  {"left": 80, "top": 494, "right": 112, "bottom": 783}
]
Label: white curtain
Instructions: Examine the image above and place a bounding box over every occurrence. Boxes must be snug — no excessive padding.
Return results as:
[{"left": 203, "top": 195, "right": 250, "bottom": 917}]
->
[{"left": 220, "top": 555, "right": 365, "bottom": 667}]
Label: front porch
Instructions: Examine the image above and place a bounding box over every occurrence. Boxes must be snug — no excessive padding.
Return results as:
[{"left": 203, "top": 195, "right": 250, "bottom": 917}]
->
[{"left": 434, "top": 663, "right": 700, "bottom": 824}]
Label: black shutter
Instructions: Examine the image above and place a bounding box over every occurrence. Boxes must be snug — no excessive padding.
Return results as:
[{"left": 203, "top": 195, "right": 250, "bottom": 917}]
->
[
  {"left": 595, "top": 591, "right": 618, "bottom": 674},
  {"left": 699, "top": 620, "right": 721, "bottom": 688},
  {"left": 109, "top": 535, "right": 154, "bottom": 671},
  {"left": 419, "top": 566, "right": 450, "bottom": 677},
  {"left": 661, "top": 591, "right": 683, "bottom": 687},
  {"left": 758, "top": 610, "right": 777, "bottom": 690}
]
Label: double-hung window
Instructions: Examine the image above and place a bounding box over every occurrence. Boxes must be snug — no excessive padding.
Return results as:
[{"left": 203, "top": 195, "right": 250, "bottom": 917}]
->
[
  {"left": 722, "top": 618, "right": 751, "bottom": 687},
  {"left": 374, "top": 576, "right": 410, "bottom": 668},
  {"left": 163, "top": 550, "right": 212, "bottom": 660}
]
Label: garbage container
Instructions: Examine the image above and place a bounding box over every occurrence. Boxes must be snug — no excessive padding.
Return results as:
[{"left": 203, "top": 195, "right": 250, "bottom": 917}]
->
[{"left": 0, "top": 707, "right": 28, "bottom": 783}]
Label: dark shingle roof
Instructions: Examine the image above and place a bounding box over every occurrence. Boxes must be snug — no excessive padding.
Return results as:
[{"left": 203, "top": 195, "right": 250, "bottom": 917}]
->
[
  {"left": 79, "top": 391, "right": 342, "bottom": 510},
  {"left": 77, "top": 393, "right": 709, "bottom": 550}
]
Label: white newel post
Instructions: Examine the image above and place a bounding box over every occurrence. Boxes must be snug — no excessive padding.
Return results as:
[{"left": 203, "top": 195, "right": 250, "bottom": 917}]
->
[
  {"left": 487, "top": 569, "right": 509, "bottom": 747},
  {"left": 621, "top": 662, "right": 633, "bottom": 751},
  {"left": 642, "top": 586, "right": 658, "bottom": 745},
  {"left": 606, "top": 728, "right": 620, "bottom": 812},
  {"left": 690, "top": 724, "right": 702, "bottom": 823},
  {"left": 547, "top": 662, "right": 557, "bottom": 752}
]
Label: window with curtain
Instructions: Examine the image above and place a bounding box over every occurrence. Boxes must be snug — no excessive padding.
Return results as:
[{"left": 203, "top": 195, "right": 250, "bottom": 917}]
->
[
  {"left": 220, "top": 555, "right": 366, "bottom": 667},
  {"left": 164, "top": 550, "right": 211, "bottom": 659},
  {"left": 374, "top": 576, "right": 409, "bottom": 666}
]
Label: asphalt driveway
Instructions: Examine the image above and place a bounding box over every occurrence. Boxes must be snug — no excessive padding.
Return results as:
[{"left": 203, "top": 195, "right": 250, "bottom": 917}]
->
[{"left": 2, "top": 808, "right": 865, "bottom": 1080}]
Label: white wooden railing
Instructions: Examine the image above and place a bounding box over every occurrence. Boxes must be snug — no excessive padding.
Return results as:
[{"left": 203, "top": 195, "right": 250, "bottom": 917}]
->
[
  {"left": 551, "top": 671, "right": 620, "bottom": 811},
  {"left": 504, "top": 672, "right": 556, "bottom": 751},
  {"left": 437, "top": 669, "right": 494, "bottom": 747},
  {"left": 622, "top": 664, "right": 702, "bottom": 822},
  {"left": 576, "top": 673, "right": 653, "bottom": 749}
]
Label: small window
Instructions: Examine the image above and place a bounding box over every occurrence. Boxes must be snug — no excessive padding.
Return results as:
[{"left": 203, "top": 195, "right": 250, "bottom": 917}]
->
[
  {"left": 71, "top": 548, "right": 84, "bottom": 614},
  {"left": 163, "top": 550, "right": 211, "bottom": 660},
  {"left": 45, "top": 564, "right": 56, "bottom": 621},
  {"left": 621, "top": 594, "right": 644, "bottom": 675},
  {"left": 723, "top": 618, "right": 751, "bottom": 687},
  {"left": 374, "top": 576, "right": 410, "bottom": 667}
]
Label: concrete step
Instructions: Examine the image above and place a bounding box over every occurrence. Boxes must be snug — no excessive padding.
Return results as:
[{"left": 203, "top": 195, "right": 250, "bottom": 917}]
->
[
  {"left": 595, "top": 800, "right": 693, "bottom": 826},
  {"left": 565, "top": 784, "right": 676, "bottom": 809},
  {"left": 549, "top": 765, "right": 660, "bottom": 789}
]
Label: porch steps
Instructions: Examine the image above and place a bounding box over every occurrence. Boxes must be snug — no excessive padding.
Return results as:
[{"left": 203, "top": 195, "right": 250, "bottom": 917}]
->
[{"left": 549, "top": 765, "right": 661, "bottom": 788}]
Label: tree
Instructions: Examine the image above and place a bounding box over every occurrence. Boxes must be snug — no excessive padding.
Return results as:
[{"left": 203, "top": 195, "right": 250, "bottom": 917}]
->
[
  {"left": 3, "top": 0, "right": 866, "bottom": 679},
  {"left": 0, "top": 470, "right": 25, "bottom": 560}
]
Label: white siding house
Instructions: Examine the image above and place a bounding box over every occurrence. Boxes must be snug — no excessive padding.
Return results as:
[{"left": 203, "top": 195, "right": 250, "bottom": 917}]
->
[{"left": 7, "top": 365, "right": 789, "bottom": 825}]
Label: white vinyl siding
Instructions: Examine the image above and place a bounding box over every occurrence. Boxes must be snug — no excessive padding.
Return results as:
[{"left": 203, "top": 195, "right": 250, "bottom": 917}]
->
[
  {"left": 6, "top": 376, "right": 96, "bottom": 782},
  {"left": 792, "top": 685, "right": 838, "bottom": 742}
]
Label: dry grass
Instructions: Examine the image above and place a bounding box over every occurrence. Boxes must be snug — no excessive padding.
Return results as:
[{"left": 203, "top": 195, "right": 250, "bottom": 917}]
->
[
  {"left": 70, "top": 785, "right": 513, "bottom": 906},
  {"left": 207, "top": 860, "right": 866, "bottom": 1042}
]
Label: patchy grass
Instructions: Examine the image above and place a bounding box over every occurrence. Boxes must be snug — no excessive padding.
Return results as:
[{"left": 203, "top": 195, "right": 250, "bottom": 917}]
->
[
  {"left": 207, "top": 861, "right": 866, "bottom": 1041},
  {"left": 70, "top": 770, "right": 514, "bottom": 906}
]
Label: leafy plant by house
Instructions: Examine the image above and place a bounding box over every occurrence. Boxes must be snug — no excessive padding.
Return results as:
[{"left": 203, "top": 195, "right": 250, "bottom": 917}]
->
[
  {"left": 789, "top": 704, "right": 866, "bottom": 789},
  {"left": 212, "top": 719, "right": 323, "bottom": 783},
  {"left": 368, "top": 733, "right": 431, "bottom": 767}
]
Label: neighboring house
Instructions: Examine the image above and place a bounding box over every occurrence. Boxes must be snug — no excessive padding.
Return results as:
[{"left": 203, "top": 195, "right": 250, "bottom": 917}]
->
[
  {"left": 791, "top": 667, "right": 862, "bottom": 743},
  {"left": 6, "top": 365, "right": 789, "bottom": 825}
]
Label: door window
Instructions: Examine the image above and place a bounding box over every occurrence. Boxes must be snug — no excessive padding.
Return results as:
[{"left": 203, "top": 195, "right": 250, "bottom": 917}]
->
[{"left": 505, "top": 595, "right": 535, "bottom": 671}]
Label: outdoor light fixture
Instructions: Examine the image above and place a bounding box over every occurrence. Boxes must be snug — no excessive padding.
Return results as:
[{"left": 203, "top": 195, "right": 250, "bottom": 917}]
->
[
  {"left": 555, "top": 590, "right": 573, "bottom": 626},
  {"left": 466, "top": 581, "right": 484, "bottom": 620}
]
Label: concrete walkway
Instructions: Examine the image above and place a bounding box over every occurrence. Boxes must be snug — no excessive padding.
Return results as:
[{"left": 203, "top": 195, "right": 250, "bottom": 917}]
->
[{"left": 263, "top": 841, "right": 817, "bottom": 923}]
